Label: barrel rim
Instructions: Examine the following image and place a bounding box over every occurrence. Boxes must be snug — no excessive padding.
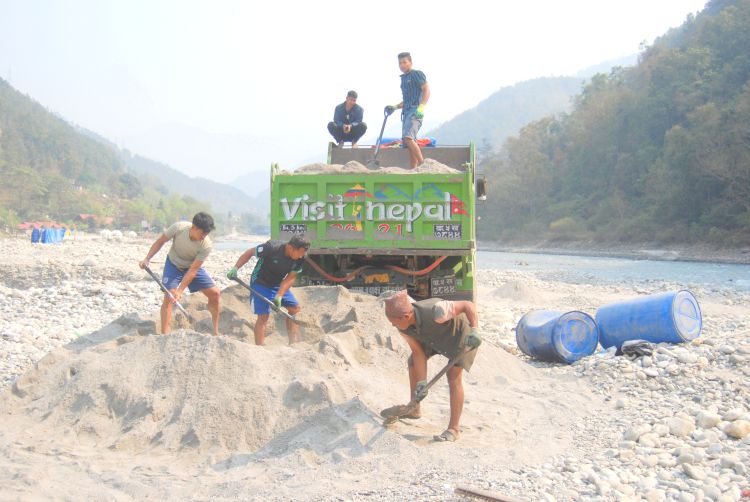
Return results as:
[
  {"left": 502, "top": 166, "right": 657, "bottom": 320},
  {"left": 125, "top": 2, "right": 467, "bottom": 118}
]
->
[
  {"left": 670, "top": 289, "right": 702, "bottom": 342},
  {"left": 552, "top": 310, "right": 600, "bottom": 364}
]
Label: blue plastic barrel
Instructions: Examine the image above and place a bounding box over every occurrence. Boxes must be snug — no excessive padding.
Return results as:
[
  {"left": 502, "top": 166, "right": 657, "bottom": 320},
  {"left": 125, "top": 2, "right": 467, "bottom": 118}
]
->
[
  {"left": 595, "top": 290, "right": 701, "bottom": 350},
  {"left": 515, "top": 310, "right": 599, "bottom": 364},
  {"left": 31, "top": 228, "right": 40, "bottom": 243}
]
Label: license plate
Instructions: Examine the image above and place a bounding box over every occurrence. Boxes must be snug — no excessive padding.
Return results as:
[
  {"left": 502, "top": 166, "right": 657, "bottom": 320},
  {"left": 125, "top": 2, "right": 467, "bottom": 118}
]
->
[{"left": 431, "top": 277, "right": 456, "bottom": 296}]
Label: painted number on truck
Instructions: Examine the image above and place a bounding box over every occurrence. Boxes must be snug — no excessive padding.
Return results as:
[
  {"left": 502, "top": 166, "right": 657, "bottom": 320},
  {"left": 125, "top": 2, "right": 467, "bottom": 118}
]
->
[
  {"left": 281, "top": 223, "right": 308, "bottom": 234},
  {"left": 433, "top": 224, "right": 462, "bottom": 239},
  {"left": 330, "top": 223, "right": 359, "bottom": 231},
  {"left": 377, "top": 223, "right": 403, "bottom": 235}
]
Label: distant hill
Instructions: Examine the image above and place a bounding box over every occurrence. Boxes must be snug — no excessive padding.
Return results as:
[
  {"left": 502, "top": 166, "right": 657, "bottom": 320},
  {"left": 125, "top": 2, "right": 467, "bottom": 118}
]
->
[
  {"left": 426, "top": 56, "right": 638, "bottom": 154},
  {"left": 232, "top": 169, "right": 269, "bottom": 197},
  {"left": 73, "top": 124, "right": 268, "bottom": 219},
  {"left": 574, "top": 54, "right": 638, "bottom": 78},
  {"left": 124, "top": 154, "right": 267, "bottom": 218},
  {"left": 426, "top": 77, "right": 583, "bottom": 152}
]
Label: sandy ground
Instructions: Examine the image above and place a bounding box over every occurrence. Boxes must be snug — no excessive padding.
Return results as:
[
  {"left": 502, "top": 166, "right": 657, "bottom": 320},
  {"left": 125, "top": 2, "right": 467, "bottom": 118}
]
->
[{"left": 0, "top": 234, "right": 748, "bottom": 501}]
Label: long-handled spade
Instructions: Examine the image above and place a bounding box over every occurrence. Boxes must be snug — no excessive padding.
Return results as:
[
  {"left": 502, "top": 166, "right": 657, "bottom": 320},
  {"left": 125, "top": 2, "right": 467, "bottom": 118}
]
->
[
  {"left": 366, "top": 106, "right": 393, "bottom": 169},
  {"left": 231, "top": 277, "right": 315, "bottom": 328},
  {"left": 143, "top": 264, "right": 196, "bottom": 324},
  {"left": 380, "top": 348, "right": 476, "bottom": 425}
]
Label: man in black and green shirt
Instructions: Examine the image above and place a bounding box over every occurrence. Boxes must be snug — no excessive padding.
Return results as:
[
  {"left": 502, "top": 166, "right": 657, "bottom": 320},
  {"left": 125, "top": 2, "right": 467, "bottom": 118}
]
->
[{"left": 227, "top": 235, "right": 310, "bottom": 345}]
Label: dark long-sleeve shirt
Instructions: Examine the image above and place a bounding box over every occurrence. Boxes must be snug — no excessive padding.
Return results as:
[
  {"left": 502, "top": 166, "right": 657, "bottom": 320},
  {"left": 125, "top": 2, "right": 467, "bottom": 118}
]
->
[{"left": 333, "top": 102, "right": 364, "bottom": 127}]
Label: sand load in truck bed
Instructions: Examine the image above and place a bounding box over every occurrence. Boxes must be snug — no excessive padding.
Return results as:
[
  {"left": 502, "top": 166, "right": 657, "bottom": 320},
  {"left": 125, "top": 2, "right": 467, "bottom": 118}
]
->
[{"left": 290, "top": 159, "right": 460, "bottom": 175}]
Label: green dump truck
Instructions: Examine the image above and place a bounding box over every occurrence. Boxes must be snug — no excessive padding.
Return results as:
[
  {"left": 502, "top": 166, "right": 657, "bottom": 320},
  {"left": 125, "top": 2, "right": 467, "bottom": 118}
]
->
[{"left": 270, "top": 143, "right": 485, "bottom": 301}]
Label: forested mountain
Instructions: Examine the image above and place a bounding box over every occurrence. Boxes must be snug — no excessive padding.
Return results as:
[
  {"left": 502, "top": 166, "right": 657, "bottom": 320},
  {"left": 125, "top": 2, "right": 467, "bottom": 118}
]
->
[
  {"left": 427, "top": 77, "right": 583, "bottom": 152},
  {"left": 0, "top": 78, "right": 137, "bottom": 225},
  {"left": 478, "top": 0, "right": 750, "bottom": 246},
  {"left": 0, "top": 78, "right": 263, "bottom": 232}
]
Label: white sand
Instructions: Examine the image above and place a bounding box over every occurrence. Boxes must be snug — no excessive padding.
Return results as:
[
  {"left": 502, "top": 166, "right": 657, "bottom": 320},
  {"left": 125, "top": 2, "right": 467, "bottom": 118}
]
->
[
  {"left": 293, "top": 158, "right": 460, "bottom": 174},
  {"left": 0, "top": 235, "right": 748, "bottom": 501},
  {"left": 0, "top": 281, "right": 598, "bottom": 500}
]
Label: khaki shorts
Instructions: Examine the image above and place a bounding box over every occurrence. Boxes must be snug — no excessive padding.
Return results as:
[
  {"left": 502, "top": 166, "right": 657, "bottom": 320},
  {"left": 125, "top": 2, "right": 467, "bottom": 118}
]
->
[
  {"left": 413, "top": 343, "right": 478, "bottom": 372},
  {"left": 402, "top": 109, "right": 423, "bottom": 140}
]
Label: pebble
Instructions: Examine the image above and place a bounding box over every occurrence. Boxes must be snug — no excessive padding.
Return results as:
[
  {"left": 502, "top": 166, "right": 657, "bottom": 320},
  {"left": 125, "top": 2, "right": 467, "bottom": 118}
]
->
[
  {"left": 669, "top": 416, "right": 696, "bottom": 437},
  {"left": 722, "top": 408, "right": 746, "bottom": 421},
  {"left": 697, "top": 410, "right": 722, "bottom": 429},
  {"left": 683, "top": 464, "right": 708, "bottom": 481},
  {"left": 723, "top": 420, "right": 750, "bottom": 439}
]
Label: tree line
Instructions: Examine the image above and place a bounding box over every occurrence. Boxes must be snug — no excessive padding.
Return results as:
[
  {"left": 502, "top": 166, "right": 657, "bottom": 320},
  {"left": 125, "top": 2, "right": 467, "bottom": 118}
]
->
[{"left": 477, "top": 0, "right": 750, "bottom": 246}]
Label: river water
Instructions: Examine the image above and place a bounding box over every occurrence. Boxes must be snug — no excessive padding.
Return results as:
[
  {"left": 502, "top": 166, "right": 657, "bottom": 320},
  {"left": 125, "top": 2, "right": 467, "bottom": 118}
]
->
[{"left": 214, "top": 240, "right": 750, "bottom": 292}]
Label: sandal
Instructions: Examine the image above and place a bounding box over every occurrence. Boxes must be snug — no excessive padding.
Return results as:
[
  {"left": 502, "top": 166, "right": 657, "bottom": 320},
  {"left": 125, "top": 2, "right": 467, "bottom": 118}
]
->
[{"left": 433, "top": 428, "right": 459, "bottom": 442}]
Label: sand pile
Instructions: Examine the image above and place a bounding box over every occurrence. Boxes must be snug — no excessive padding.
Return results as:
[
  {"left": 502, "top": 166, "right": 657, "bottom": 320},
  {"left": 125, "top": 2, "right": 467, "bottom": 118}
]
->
[
  {"left": 293, "top": 158, "right": 460, "bottom": 175},
  {"left": 487, "top": 279, "right": 549, "bottom": 305},
  {"left": 1, "top": 286, "right": 407, "bottom": 456},
  {"left": 0, "top": 284, "right": 604, "bottom": 499},
  {"left": 8, "top": 331, "right": 389, "bottom": 455}
]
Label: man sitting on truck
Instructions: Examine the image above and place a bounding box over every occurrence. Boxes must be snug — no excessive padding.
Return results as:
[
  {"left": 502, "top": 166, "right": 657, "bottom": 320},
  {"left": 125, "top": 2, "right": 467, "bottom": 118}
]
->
[
  {"left": 226, "top": 235, "right": 311, "bottom": 345},
  {"left": 327, "top": 90, "right": 367, "bottom": 147},
  {"left": 383, "top": 290, "right": 481, "bottom": 442}
]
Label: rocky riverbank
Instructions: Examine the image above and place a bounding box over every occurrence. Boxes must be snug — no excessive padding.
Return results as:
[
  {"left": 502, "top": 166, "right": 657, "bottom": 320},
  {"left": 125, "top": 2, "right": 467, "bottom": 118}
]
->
[{"left": 0, "top": 234, "right": 748, "bottom": 501}]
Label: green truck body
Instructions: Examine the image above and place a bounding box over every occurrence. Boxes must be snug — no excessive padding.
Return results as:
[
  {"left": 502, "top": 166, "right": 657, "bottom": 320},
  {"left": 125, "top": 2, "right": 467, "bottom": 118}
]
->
[{"left": 270, "top": 143, "right": 481, "bottom": 301}]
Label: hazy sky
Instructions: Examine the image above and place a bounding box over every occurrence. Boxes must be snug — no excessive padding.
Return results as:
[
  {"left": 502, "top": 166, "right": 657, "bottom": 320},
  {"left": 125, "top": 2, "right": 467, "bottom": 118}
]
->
[{"left": 1, "top": 0, "right": 707, "bottom": 184}]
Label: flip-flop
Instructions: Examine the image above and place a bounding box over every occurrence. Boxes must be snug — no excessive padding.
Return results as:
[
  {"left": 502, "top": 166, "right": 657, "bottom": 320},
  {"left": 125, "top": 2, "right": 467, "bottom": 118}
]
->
[{"left": 433, "top": 429, "right": 459, "bottom": 442}]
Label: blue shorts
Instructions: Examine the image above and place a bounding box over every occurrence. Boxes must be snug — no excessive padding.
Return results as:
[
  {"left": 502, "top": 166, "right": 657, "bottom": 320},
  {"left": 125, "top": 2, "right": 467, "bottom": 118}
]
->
[
  {"left": 402, "top": 109, "right": 423, "bottom": 140},
  {"left": 250, "top": 283, "right": 299, "bottom": 315},
  {"left": 162, "top": 257, "right": 215, "bottom": 293}
]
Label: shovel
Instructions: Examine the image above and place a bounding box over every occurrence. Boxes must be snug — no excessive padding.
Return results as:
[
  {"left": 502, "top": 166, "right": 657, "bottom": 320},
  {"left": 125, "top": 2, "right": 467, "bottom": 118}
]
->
[
  {"left": 380, "top": 348, "right": 476, "bottom": 425},
  {"left": 143, "top": 264, "right": 195, "bottom": 323},
  {"left": 366, "top": 107, "right": 392, "bottom": 169},
  {"left": 231, "top": 277, "right": 315, "bottom": 328}
]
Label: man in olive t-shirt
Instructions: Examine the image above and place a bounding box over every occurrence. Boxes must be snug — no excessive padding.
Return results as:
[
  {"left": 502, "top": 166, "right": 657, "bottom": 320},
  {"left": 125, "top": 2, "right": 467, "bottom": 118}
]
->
[{"left": 139, "top": 212, "right": 221, "bottom": 336}]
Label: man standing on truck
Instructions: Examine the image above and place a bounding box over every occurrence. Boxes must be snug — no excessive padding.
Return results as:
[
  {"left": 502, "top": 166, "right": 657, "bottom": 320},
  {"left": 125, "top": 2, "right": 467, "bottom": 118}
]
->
[
  {"left": 383, "top": 290, "right": 481, "bottom": 442},
  {"left": 385, "top": 52, "right": 430, "bottom": 168},
  {"left": 139, "top": 212, "right": 221, "bottom": 336},
  {"left": 226, "top": 235, "right": 311, "bottom": 345},
  {"left": 327, "top": 90, "right": 367, "bottom": 147}
]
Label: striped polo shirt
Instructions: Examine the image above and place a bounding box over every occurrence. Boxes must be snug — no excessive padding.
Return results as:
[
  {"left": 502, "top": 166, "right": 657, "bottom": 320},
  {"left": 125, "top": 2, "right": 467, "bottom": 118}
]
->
[{"left": 400, "top": 69, "right": 427, "bottom": 110}]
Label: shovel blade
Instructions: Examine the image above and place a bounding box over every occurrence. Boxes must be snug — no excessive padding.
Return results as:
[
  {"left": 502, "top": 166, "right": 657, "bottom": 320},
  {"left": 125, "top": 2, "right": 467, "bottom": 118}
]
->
[{"left": 380, "top": 401, "right": 419, "bottom": 425}]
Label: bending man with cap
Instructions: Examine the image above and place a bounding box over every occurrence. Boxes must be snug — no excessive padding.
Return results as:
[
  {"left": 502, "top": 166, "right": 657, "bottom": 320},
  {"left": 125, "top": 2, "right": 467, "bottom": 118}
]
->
[
  {"left": 227, "top": 235, "right": 310, "bottom": 345},
  {"left": 383, "top": 290, "right": 481, "bottom": 442}
]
